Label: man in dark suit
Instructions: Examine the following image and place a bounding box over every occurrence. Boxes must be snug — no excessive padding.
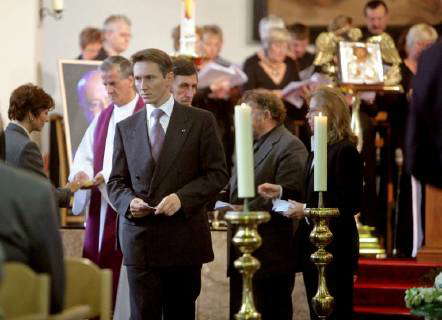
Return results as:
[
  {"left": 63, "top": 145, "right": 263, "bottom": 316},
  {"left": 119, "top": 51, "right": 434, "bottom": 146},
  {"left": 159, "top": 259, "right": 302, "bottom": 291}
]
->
[
  {"left": 228, "top": 89, "right": 308, "bottom": 320},
  {"left": 107, "top": 48, "right": 228, "bottom": 320},
  {"left": 0, "top": 116, "right": 4, "bottom": 160},
  {"left": 0, "top": 162, "right": 65, "bottom": 314},
  {"left": 406, "top": 40, "right": 442, "bottom": 188}
]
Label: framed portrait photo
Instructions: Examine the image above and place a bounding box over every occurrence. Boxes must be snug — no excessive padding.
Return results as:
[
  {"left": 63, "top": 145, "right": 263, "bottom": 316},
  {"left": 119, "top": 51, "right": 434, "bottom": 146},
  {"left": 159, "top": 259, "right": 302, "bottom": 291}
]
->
[
  {"left": 338, "top": 41, "right": 384, "bottom": 85},
  {"left": 58, "top": 59, "right": 110, "bottom": 164}
]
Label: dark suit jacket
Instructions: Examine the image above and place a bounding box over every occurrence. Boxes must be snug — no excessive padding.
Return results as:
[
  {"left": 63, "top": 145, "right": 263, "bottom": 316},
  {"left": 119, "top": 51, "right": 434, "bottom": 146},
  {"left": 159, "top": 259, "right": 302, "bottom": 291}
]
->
[
  {"left": 107, "top": 101, "right": 228, "bottom": 267},
  {"left": 0, "top": 163, "right": 65, "bottom": 314},
  {"left": 406, "top": 40, "right": 442, "bottom": 188},
  {"left": 4, "top": 123, "right": 71, "bottom": 207},
  {"left": 294, "top": 139, "right": 363, "bottom": 273},
  {"left": 229, "top": 125, "right": 308, "bottom": 276}
]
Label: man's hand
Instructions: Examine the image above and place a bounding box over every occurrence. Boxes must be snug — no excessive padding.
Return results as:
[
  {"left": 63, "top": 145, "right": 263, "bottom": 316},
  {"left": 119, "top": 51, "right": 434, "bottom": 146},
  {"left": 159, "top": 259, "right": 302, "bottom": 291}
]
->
[
  {"left": 73, "top": 171, "right": 90, "bottom": 184},
  {"left": 65, "top": 181, "right": 81, "bottom": 193},
  {"left": 155, "top": 193, "right": 181, "bottom": 216},
  {"left": 257, "top": 183, "right": 282, "bottom": 199},
  {"left": 284, "top": 200, "right": 305, "bottom": 220},
  {"left": 73, "top": 171, "right": 95, "bottom": 189},
  {"left": 93, "top": 173, "right": 105, "bottom": 186},
  {"left": 130, "top": 198, "right": 154, "bottom": 218}
]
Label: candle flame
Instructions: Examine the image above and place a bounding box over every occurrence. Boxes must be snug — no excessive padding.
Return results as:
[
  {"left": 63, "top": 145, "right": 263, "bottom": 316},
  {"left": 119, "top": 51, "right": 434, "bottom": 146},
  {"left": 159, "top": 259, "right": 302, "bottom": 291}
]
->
[{"left": 184, "top": 0, "right": 193, "bottom": 19}]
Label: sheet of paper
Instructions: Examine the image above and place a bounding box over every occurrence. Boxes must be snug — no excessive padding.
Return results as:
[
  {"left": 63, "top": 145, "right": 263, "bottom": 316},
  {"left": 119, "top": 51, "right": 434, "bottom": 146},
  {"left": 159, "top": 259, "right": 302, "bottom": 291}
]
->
[
  {"left": 198, "top": 62, "right": 248, "bottom": 89},
  {"left": 214, "top": 200, "right": 235, "bottom": 210},
  {"left": 272, "top": 199, "right": 292, "bottom": 212}
]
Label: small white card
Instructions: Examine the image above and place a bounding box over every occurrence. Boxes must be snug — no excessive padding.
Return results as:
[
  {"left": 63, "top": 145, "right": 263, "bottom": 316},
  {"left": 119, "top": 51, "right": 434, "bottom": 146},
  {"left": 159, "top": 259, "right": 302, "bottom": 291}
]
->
[
  {"left": 272, "top": 199, "right": 292, "bottom": 213},
  {"left": 214, "top": 200, "right": 235, "bottom": 210}
]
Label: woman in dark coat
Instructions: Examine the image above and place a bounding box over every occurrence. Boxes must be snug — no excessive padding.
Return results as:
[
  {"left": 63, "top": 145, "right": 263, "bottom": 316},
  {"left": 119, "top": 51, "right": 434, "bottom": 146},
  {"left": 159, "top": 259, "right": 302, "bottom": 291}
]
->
[
  {"left": 242, "top": 27, "right": 310, "bottom": 147},
  {"left": 258, "top": 87, "right": 363, "bottom": 320},
  {"left": 4, "top": 83, "right": 77, "bottom": 207}
]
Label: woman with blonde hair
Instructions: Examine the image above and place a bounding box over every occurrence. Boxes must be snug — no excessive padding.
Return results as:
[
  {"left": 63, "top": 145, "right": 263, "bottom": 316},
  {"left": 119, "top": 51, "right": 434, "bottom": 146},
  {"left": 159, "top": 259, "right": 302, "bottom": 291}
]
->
[
  {"left": 243, "top": 26, "right": 310, "bottom": 146},
  {"left": 258, "top": 87, "right": 363, "bottom": 320}
]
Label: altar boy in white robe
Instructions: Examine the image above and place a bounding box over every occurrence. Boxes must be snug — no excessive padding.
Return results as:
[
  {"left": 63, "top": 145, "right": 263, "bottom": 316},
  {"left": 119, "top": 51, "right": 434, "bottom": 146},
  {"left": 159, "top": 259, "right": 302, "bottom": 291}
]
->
[{"left": 69, "top": 56, "right": 144, "bottom": 317}]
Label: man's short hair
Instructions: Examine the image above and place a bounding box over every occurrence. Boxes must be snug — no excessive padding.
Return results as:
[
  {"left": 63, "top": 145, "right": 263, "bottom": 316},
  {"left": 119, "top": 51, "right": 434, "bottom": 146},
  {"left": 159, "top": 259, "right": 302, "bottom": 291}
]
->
[
  {"left": 240, "top": 89, "right": 287, "bottom": 125},
  {"left": 364, "top": 0, "right": 388, "bottom": 15},
  {"left": 79, "top": 27, "right": 102, "bottom": 49},
  {"left": 202, "top": 24, "right": 223, "bottom": 41},
  {"left": 103, "top": 14, "right": 131, "bottom": 31},
  {"left": 100, "top": 56, "right": 133, "bottom": 78},
  {"left": 171, "top": 56, "right": 197, "bottom": 77},
  {"left": 287, "top": 23, "right": 310, "bottom": 40},
  {"left": 131, "top": 49, "right": 173, "bottom": 77}
]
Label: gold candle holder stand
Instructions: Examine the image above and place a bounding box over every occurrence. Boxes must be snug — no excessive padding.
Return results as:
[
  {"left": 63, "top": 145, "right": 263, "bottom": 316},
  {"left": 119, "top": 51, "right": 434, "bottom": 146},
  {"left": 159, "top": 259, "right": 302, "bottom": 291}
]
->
[
  {"left": 304, "top": 192, "right": 340, "bottom": 319},
  {"left": 225, "top": 199, "right": 270, "bottom": 320}
]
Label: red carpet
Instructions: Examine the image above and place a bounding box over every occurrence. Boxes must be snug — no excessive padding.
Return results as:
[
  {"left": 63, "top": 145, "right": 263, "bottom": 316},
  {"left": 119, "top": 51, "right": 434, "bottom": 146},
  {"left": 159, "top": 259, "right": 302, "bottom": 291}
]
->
[{"left": 354, "top": 258, "right": 442, "bottom": 320}]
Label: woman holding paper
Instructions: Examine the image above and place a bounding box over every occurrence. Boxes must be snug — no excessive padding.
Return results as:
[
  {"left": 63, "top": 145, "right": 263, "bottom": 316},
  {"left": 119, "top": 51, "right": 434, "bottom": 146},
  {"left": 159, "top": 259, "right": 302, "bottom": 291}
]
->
[
  {"left": 258, "top": 87, "right": 363, "bottom": 320},
  {"left": 242, "top": 27, "right": 310, "bottom": 147}
]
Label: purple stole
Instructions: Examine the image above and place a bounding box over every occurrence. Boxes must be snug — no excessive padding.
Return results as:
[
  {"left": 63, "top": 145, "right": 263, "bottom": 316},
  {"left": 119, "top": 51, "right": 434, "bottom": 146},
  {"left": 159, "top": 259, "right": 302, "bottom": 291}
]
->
[{"left": 83, "top": 96, "right": 145, "bottom": 305}]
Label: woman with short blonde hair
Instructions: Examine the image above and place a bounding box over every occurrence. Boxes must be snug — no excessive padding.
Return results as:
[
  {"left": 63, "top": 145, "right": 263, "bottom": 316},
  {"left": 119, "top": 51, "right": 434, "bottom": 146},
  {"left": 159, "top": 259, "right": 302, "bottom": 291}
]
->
[
  {"left": 243, "top": 22, "right": 309, "bottom": 146},
  {"left": 406, "top": 23, "right": 438, "bottom": 58}
]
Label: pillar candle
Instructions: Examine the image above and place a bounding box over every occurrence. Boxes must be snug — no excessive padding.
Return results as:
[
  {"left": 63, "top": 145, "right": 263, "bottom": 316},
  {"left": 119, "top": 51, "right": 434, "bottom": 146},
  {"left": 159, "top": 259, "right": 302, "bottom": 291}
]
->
[
  {"left": 314, "top": 112, "right": 327, "bottom": 191},
  {"left": 53, "top": 0, "right": 63, "bottom": 11},
  {"left": 179, "top": 0, "right": 196, "bottom": 56},
  {"left": 234, "top": 103, "right": 255, "bottom": 198}
]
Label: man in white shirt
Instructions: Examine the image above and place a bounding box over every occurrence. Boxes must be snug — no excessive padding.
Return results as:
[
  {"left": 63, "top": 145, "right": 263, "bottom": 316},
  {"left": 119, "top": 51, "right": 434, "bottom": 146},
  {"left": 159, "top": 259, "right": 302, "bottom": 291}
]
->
[{"left": 69, "top": 56, "right": 144, "bottom": 312}]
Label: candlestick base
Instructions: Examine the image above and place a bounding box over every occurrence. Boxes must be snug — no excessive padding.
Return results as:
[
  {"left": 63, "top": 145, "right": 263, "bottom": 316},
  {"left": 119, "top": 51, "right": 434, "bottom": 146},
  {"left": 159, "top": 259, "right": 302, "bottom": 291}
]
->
[
  {"left": 225, "top": 209, "right": 270, "bottom": 320},
  {"left": 304, "top": 206, "right": 340, "bottom": 319}
]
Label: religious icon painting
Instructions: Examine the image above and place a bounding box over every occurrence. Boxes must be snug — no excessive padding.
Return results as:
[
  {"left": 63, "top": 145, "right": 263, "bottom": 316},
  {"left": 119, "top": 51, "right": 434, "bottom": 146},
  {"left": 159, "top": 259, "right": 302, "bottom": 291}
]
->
[
  {"left": 58, "top": 59, "right": 110, "bottom": 163},
  {"left": 338, "top": 41, "right": 384, "bottom": 85}
]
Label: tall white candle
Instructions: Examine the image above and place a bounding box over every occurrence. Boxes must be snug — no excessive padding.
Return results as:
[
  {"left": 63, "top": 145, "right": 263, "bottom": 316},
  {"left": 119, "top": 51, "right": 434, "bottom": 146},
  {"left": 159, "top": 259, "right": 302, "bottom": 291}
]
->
[
  {"left": 234, "top": 103, "right": 255, "bottom": 198},
  {"left": 179, "top": 0, "right": 196, "bottom": 56},
  {"left": 53, "top": 0, "right": 63, "bottom": 11},
  {"left": 314, "top": 112, "right": 327, "bottom": 191}
]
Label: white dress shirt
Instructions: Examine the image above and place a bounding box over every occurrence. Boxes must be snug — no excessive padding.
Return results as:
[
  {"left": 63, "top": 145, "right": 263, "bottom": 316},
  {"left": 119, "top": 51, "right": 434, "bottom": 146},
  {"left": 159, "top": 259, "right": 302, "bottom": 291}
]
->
[{"left": 145, "top": 94, "right": 174, "bottom": 139}]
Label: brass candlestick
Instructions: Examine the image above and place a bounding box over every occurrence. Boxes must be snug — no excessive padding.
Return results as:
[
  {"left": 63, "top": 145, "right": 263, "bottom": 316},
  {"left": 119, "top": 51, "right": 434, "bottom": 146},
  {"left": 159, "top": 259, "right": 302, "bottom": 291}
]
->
[
  {"left": 225, "top": 199, "right": 270, "bottom": 320},
  {"left": 304, "top": 192, "right": 340, "bottom": 319}
]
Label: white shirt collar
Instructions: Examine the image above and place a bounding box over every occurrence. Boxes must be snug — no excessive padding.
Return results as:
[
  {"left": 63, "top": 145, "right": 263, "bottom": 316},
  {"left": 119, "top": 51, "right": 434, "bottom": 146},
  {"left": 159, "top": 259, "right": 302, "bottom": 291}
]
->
[
  {"left": 146, "top": 94, "right": 174, "bottom": 120},
  {"left": 11, "top": 120, "right": 30, "bottom": 138},
  {"left": 113, "top": 94, "right": 139, "bottom": 114}
]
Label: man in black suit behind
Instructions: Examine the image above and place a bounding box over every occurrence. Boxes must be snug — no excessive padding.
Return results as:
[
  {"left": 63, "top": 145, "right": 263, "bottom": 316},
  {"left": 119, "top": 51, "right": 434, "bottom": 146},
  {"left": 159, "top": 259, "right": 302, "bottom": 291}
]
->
[
  {"left": 406, "top": 40, "right": 442, "bottom": 188},
  {"left": 107, "top": 48, "right": 228, "bottom": 320}
]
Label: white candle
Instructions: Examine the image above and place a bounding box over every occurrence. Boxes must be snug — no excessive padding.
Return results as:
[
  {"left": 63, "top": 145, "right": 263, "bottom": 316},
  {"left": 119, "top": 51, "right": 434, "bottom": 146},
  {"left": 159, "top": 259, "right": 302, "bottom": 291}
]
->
[
  {"left": 179, "top": 0, "right": 196, "bottom": 56},
  {"left": 234, "top": 103, "right": 255, "bottom": 198},
  {"left": 314, "top": 112, "right": 327, "bottom": 191},
  {"left": 53, "top": 0, "right": 63, "bottom": 11}
]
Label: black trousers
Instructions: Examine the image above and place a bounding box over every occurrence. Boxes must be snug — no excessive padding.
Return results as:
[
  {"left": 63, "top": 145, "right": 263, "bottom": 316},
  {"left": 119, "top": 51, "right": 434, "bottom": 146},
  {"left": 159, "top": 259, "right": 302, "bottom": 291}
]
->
[
  {"left": 229, "top": 272, "right": 295, "bottom": 320},
  {"left": 126, "top": 265, "right": 202, "bottom": 320}
]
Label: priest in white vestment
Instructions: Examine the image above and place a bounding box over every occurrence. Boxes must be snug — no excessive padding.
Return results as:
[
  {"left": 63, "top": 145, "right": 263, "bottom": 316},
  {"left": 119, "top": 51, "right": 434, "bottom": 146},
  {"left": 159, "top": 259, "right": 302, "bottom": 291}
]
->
[{"left": 69, "top": 56, "right": 144, "bottom": 318}]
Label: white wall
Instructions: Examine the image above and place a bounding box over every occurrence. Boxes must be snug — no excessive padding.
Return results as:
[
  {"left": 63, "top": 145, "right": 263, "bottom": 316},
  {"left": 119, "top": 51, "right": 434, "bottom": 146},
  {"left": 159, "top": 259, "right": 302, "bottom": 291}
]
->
[
  {"left": 0, "top": 0, "right": 41, "bottom": 123},
  {"left": 41, "top": 0, "right": 261, "bottom": 113}
]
